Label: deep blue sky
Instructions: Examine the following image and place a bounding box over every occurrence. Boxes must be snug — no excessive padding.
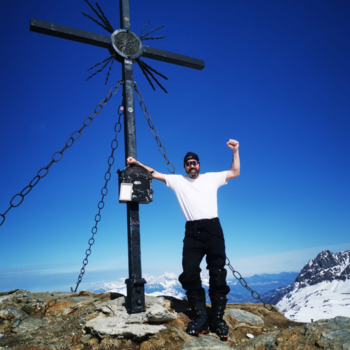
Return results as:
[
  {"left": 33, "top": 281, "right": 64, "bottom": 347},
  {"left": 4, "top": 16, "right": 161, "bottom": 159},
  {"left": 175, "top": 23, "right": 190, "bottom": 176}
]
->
[{"left": 1, "top": 0, "right": 349, "bottom": 292}]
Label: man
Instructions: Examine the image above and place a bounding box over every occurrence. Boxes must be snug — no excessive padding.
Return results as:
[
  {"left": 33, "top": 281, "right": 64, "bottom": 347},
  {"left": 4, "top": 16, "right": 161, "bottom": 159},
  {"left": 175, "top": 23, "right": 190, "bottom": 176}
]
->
[{"left": 127, "top": 139, "right": 240, "bottom": 339}]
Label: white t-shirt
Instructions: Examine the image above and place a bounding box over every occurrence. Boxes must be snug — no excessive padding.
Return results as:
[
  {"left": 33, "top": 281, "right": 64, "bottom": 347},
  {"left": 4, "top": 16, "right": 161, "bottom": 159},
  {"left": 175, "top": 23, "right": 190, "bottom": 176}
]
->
[{"left": 164, "top": 172, "right": 228, "bottom": 221}]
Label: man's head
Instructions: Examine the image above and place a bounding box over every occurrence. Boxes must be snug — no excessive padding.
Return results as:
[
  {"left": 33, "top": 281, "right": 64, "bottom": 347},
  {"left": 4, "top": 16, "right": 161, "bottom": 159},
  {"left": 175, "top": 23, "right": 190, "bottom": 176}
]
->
[{"left": 184, "top": 152, "right": 200, "bottom": 179}]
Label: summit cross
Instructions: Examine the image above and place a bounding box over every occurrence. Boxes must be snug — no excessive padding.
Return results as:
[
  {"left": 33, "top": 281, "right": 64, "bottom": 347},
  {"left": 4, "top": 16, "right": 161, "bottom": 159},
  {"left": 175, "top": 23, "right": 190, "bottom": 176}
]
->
[{"left": 30, "top": 0, "right": 205, "bottom": 314}]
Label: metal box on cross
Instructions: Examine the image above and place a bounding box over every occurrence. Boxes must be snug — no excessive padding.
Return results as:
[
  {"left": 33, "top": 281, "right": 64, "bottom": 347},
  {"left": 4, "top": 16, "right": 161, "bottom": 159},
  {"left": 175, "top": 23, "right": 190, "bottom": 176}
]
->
[{"left": 117, "top": 164, "right": 153, "bottom": 204}]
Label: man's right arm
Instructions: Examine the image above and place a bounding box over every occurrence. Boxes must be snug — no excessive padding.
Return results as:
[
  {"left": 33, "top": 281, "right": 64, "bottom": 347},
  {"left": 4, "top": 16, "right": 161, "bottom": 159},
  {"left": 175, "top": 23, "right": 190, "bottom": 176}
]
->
[{"left": 126, "top": 157, "right": 166, "bottom": 184}]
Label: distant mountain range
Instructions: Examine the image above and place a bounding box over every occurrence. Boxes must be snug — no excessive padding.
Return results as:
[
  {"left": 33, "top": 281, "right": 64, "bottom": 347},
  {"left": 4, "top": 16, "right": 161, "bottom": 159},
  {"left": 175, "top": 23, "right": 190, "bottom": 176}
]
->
[
  {"left": 88, "top": 250, "right": 350, "bottom": 323},
  {"left": 88, "top": 271, "right": 298, "bottom": 304}
]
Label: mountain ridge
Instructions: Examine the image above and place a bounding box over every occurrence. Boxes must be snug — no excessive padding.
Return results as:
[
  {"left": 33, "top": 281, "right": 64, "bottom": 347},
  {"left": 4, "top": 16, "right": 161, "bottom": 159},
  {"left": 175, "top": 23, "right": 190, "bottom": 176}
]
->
[
  {"left": 88, "top": 271, "right": 299, "bottom": 304},
  {"left": 272, "top": 250, "right": 350, "bottom": 322}
]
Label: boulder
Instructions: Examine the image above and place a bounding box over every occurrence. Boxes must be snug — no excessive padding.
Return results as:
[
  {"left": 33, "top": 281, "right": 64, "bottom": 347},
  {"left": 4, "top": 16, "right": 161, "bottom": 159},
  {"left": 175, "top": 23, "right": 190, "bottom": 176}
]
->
[
  {"left": 87, "top": 295, "right": 176, "bottom": 340},
  {"left": 86, "top": 313, "right": 166, "bottom": 340},
  {"left": 226, "top": 309, "right": 263, "bottom": 325}
]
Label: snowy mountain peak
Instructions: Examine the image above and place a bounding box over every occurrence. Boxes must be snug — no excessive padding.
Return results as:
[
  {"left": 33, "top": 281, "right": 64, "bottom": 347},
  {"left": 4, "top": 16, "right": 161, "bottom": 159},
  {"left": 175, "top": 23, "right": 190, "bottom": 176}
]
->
[
  {"left": 296, "top": 250, "right": 350, "bottom": 287},
  {"left": 275, "top": 250, "right": 350, "bottom": 322}
]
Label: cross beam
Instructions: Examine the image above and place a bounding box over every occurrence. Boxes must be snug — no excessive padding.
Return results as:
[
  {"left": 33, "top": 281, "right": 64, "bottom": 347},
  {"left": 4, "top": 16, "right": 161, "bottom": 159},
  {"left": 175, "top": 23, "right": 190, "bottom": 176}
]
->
[
  {"left": 30, "top": 18, "right": 205, "bottom": 70},
  {"left": 30, "top": 0, "right": 205, "bottom": 314}
]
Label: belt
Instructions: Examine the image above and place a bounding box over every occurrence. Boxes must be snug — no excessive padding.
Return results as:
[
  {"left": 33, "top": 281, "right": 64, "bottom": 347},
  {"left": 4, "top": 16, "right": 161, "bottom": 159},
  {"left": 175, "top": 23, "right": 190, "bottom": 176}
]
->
[
  {"left": 185, "top": 218, "right": 219, "bottom": 234},
  {"left": 186, "top": 217, "right": 219, "bottom": 225}
]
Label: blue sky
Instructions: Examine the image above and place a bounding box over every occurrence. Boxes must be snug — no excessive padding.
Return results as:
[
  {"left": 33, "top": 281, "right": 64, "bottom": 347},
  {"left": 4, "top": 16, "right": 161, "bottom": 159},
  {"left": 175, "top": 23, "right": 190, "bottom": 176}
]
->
[{"left": 1, "top": 0, "right": 349, "bottom": 293}]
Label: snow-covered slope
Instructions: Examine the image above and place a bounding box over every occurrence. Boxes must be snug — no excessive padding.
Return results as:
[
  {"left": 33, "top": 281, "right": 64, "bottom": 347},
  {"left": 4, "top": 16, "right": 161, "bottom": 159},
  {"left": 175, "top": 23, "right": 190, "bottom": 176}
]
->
[
  {"left": 275, "top": 250, "right": 350, "bottom": 322},
  {"left": 277, "top": 279, "right": 350, "bottom": 322}
]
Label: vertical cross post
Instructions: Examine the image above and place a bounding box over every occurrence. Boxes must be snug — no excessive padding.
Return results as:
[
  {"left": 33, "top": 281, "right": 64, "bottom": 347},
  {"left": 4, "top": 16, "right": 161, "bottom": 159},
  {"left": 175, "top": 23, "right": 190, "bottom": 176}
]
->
[{"left": 120, "top": 0, "right": 146, "bottom": 314}]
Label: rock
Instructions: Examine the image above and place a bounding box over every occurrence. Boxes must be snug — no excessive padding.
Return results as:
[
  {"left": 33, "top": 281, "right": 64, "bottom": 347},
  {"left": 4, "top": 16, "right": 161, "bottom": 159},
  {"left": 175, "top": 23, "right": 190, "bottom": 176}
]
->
[
  {"left": 127, "top": 312, "right": 149, "bottom": 324},
  {"left": 1, "top": 290, "right": 350, "bottom": 349},
  {"left": 0, "top": 295, "right": 13, "bottom": 304},
  {"left": 0, "top": 305, "right": 28, "bottom": 321},
  {"left": 95, "top": 299, "right": 148, "bottom": 323},
  {"left": 86, "top": 313, "right": 165, "bottom": 340},
  {"left": 87, "top": 296, "right": 175, "bottom": 340},
  {"left": 305, "top": 316, "right": 350, "bottom": 349},
  {"left": 0, "top": 290, "right": 19, "bottom": 297},
  {"left": 50, "top": 292, "right": 77, "bottom": 297},
  {"left": 11, "top": 317, "right": 48, "bottom": 333},
  {"left": 61, "top": 300, "right": 94, "bottom": 316},
  {"left": 226, "top": 309, "right": 264, "bottom": 325},
  {"left": 45, "top": 297, "right": 95, "bottom": 316},
  {"left": 234, "top": 316, "right": 350, "bottom": 349},
  {"left": 146, "top": 303, "right": 177, "bottom": 323},
  {"left": 112, "top": 294, "right": 168, "bottom": 308},
  {"left": 95, "top": 298, "right": 128, "bottom": 313},
  {"left": 22, "top": 300, "right": 46, "bottom": 317},
  {"left": 0, "top": 290, "right": 27, "bottom": 304},
  {"left": 237, "top": 330, "right": 279, "bottom": 349},
  {"left": 182, "top": 335, "right": 233, "bottom": 349},
  {"left": 145, "top": 295, "right": 168, "bottom": 307}
]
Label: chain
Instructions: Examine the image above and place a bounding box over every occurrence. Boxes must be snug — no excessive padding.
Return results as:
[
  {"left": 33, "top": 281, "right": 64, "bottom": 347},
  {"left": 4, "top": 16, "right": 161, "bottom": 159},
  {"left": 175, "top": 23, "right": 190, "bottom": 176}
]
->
[
  {"left": 225, "top": 257, "right": 275, "bottom": 312},
  {"left": 133, "top": 82, "right": 175, "bottom": 173},
  {"left": 71, "top": 102, "right": 124, "bottom": 293},
  {"left": 0, "top": 81, "right": 123, "bottom": 228}
]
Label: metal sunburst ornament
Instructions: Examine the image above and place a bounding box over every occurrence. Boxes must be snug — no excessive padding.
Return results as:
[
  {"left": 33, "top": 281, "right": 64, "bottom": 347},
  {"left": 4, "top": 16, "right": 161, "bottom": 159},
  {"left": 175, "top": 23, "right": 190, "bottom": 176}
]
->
[{"left": 83, "top": 0, "right": 168, "bottom": 92}]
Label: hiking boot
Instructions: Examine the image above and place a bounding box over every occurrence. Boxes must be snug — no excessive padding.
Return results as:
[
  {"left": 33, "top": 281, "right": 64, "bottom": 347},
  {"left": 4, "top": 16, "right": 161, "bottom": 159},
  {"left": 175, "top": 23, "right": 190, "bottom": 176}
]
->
[
  {"left": 186, "top": 294, "right": 209, "bottom": 335},
  {"left": 211, "top": 296, "right": 229, "bottom": 340}
]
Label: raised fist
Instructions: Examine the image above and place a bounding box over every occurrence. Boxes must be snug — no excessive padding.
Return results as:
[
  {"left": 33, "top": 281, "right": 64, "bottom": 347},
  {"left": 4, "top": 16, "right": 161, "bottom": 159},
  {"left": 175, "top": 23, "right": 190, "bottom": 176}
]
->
[{"left": 227, "top": 139, "right": 239, "bottom": 151}]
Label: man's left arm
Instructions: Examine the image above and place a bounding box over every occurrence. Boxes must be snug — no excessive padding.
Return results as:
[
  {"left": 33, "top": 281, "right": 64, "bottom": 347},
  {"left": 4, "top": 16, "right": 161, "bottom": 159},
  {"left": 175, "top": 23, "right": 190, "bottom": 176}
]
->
[{"left": 226, "top": 139, "right": 240, "bottom": 181}]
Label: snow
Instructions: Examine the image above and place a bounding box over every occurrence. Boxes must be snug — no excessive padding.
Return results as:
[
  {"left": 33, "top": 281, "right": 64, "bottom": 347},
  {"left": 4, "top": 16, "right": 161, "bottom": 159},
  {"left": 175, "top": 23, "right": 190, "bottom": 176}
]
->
[
  {"left": 88, "top": 273, "right": 186, "bottom": 300},
  {"left": 89, "top": 278, "right": 127, "bottom": 295},
  {"left": 164, "top": 272, "right": 177, "bottom": 279},
  {"left": 277, "top": 279, "right": 350, "bottom": 323}
]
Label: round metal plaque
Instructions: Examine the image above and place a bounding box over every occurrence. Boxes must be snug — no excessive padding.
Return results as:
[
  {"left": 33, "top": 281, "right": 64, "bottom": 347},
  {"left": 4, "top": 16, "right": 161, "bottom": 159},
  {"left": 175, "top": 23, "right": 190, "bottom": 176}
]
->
[{"left": 111, "top": 29, "right": 143, "bottom": 60}]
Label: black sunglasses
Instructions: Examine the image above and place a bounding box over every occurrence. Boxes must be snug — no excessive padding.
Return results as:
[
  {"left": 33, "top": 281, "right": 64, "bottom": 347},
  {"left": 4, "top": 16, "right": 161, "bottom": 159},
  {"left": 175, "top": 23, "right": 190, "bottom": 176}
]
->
[{"left": 186, "top": 160, "right": 198, "bottom": 167}]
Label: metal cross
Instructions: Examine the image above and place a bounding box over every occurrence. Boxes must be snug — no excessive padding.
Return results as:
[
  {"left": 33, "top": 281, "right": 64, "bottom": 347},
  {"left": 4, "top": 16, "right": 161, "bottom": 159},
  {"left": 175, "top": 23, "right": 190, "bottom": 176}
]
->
[{"left": 30, "top": 0, "right": 205, "bottom": 314}]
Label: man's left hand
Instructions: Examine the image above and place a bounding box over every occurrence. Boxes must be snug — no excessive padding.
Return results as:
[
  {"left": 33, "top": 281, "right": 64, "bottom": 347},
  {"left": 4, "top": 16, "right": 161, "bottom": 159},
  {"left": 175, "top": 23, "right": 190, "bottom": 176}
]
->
[{"left": 227, "top": 139, "right": 239, "bottom": 152}]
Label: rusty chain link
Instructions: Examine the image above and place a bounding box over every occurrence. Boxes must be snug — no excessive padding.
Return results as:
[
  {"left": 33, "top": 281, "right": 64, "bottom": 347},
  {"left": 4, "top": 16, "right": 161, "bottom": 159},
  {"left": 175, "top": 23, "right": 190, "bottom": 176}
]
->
[
  {"left": 71, "top": 102, "right": 124, "bottom": 293},
  {"left": 0, "top": 81, "right": 123, "bottom": 227},
  {"left": 225, "top": 257, "right": 275, "bottom": 312},
  {"left": 133, "top": 82, "right": 175, "bottom": 174}
]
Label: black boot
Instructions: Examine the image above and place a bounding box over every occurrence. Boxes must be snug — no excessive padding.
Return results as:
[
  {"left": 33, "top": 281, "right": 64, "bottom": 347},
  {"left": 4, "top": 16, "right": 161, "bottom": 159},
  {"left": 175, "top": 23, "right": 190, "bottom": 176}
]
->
[
  {"left": 211, "top": 296, "right": 229, "bottom": 340},
  {"left": 186, "top": 294, "right": 209, "bottom": 335}
]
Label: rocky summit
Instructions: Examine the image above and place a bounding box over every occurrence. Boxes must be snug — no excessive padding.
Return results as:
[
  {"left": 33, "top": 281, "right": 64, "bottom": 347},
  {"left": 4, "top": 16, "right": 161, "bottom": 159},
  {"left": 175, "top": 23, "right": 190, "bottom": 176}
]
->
[{"left": 1, "top": 289, "right": 350, "bottom": 350}]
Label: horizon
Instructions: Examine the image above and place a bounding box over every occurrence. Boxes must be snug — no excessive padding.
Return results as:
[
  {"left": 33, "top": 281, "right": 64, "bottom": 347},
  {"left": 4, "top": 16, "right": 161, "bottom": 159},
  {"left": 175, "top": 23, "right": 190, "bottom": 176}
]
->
[
  {"left": 1, "top": 247, "right": 348, "bottom": 293},
  {"left": 1, "top": 0, "right": 349, "bottom": 293}
]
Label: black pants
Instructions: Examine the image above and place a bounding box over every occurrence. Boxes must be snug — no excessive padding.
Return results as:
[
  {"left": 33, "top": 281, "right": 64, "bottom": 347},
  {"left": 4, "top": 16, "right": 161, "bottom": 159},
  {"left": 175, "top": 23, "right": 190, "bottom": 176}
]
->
[{"left": 179, "top": 218, "right": 230, "bottom": 300}]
